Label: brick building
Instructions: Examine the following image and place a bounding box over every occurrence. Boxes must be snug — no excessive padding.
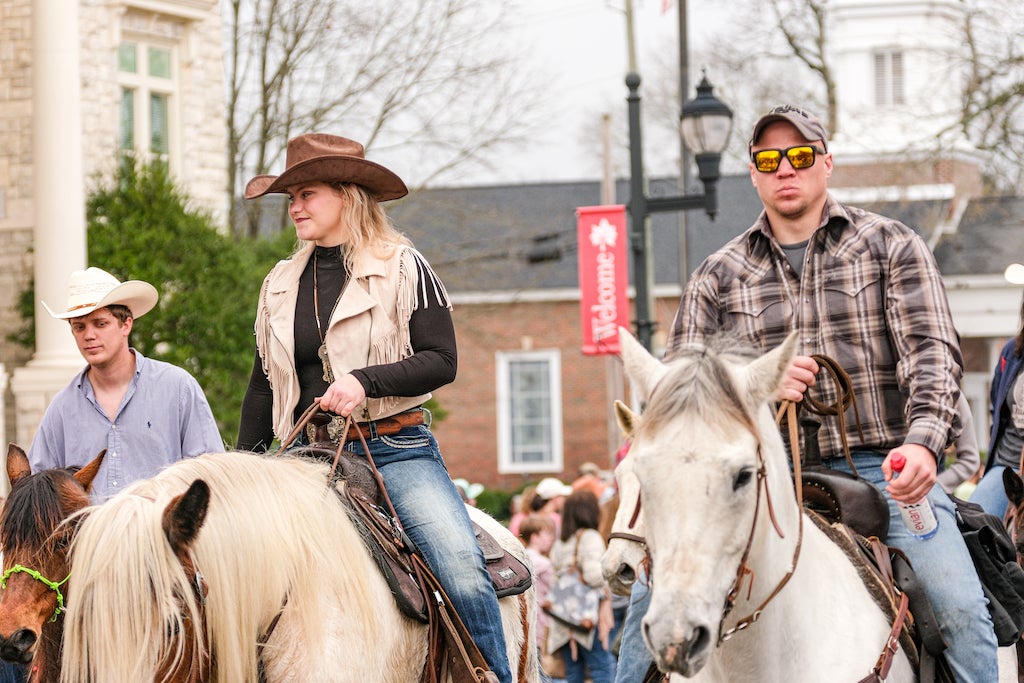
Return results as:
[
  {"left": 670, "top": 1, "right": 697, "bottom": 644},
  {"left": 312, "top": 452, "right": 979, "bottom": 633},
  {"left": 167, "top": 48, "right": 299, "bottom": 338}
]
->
[
  {"left": 2, "top": 0, "right": 1023, "bottom": 494},
  {"left": 388, "top": 179, "right": 1024, "bottom": 490}
]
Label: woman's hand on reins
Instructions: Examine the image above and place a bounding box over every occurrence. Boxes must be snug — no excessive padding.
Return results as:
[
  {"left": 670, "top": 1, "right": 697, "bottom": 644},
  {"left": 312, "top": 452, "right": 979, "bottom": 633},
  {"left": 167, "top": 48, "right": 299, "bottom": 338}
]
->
[{"left": 318, "top": 374, "right": 367, "bottom": 416}]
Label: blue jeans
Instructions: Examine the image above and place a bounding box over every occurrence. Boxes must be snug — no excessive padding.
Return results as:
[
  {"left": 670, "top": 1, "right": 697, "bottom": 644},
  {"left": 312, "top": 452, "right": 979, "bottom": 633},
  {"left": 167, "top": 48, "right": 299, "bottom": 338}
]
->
[
  {"left": 971, "top": 464, "right": 1009, "bottom": 520},
  {"left": 614, "top": 570, "right": 654, "bottom": 683},
  {"left": 561, "top": 638, "right": 615, "bottom": 683},
  {"left": 608, "top": 596, "right": 628, "bottom": 679},
  {"left": 344, "top": 424, "right": 512, "bottom": 682},
  {"left": 0, "top": 662, "right": 26, "bottom": 683},
  {"left": 829, "top": 451, "right": 998, "bottom": 683}
]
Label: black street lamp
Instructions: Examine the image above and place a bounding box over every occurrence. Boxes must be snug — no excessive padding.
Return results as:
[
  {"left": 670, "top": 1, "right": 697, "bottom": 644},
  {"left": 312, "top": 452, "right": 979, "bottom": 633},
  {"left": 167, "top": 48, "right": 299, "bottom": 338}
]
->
[{"left": 627, "top": 71, "right": 733, "bottom": 351}]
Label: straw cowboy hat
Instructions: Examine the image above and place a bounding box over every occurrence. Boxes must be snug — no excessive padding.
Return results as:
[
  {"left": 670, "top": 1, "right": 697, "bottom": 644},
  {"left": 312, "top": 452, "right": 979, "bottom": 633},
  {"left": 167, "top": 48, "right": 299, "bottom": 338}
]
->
[
  {"left": 1006, "top": 263, "right": 1024, "bottom": 285},
  {"left": 244, "top": 133, "right": 408, "bottom": 201},
  {"left": 42, "top": 267, "right": 158, "bottom": 320}
]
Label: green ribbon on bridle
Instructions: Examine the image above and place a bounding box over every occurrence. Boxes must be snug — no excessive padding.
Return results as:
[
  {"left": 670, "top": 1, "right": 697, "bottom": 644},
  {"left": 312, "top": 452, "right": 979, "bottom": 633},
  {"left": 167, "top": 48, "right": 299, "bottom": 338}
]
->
[{"left": 1, "top": 564, "right": 70, "bottom": 622}]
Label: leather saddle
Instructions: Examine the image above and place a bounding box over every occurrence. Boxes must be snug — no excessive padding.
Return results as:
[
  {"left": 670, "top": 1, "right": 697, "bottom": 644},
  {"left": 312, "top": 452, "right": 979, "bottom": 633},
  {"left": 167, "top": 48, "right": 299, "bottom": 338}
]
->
[
  {"left": 293, "top": 441, "right": 532, "bottom": 623},
  {"left": 797, "top": 415, "right": 952, "bottom": 682},
  {"left": 797, "top": 415, "right": 890, "bottom": 540}
]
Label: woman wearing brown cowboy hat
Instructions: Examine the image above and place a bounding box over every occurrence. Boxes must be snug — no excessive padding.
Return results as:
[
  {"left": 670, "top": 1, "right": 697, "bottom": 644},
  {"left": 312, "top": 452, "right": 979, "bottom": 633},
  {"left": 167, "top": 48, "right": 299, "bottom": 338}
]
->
[{"left": 237, "top": 134, "right": 512, "bottom": 682}]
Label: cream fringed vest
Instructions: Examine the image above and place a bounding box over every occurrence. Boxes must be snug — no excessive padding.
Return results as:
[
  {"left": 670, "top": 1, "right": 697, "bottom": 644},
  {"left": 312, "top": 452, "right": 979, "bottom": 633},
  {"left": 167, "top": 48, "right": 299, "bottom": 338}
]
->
[{"left": 254, "top": 242, "right": 449, "bottom": 440}]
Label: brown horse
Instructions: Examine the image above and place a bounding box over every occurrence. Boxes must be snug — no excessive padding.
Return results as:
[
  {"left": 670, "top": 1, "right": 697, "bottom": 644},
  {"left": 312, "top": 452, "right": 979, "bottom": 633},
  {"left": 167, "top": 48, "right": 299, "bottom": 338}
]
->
[
  {"left": 1005, "top": 468, "right": 1024, "bottom": 559},
  {"left": 0, "top": 444, "right": 103, "bottom": 683},
  {"left": 1003, "top": 468, "right": 1024, "bottom": 683}
]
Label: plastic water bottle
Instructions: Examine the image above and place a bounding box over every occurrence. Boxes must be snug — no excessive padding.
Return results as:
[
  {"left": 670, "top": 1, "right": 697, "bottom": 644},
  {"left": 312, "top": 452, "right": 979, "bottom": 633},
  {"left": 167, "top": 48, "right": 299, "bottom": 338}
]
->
[{"left": 890, "top": 452, "right": 938, "bottom": 540}]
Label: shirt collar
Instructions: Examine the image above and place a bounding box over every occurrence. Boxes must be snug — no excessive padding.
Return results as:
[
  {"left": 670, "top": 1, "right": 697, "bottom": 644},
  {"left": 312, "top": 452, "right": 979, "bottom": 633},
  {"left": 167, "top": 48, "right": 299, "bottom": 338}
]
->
[{"left": 747, "top": 193, "right": 850, "bottom": 252}]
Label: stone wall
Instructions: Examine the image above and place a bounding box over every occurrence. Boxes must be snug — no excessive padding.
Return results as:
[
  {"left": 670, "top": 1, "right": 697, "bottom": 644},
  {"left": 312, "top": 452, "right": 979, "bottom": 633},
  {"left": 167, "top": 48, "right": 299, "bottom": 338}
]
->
[
  {"left": 0, "top": 0, "right": 228, "bottom": 447},
  {"left": 0, "top": 0, "right": 36, "bottom": 445},
  {"left": 79, "top": 0, "right": 228, "bottom": 224}
]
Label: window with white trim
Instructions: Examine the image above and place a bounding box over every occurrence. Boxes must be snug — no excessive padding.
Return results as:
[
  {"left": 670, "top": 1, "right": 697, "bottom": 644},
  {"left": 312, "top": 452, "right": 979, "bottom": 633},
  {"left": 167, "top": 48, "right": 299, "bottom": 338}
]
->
[
  {"left": 496, "top": 350, "right": 563, "bottom": 474},
  {"left": 874, "top": 49, "right": 905, "bottom": 107},
  {"left": 118, "top": 40, "right": 176, "bottom": 159}
]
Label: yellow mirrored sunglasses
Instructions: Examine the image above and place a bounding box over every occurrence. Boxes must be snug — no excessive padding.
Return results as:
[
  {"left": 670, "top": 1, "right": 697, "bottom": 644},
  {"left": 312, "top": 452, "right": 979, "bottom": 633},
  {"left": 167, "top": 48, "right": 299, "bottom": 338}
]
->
[{"left": 751, "top": 145, "right": 827, "bottom": 173}]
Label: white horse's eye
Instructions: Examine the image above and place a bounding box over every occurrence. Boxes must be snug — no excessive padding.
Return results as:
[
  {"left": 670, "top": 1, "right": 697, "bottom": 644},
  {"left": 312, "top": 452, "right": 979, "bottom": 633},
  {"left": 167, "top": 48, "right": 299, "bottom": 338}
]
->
[{"left": 733, "top": 468, "right": 755, "bottom": 491}]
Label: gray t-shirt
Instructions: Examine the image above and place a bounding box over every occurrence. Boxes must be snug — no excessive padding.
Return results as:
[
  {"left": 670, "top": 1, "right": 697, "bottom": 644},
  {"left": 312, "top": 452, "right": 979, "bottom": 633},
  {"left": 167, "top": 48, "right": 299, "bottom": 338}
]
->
[
  {"left": 780, "top": 240, "right": 809, "bottom": 278},
  {"left": 994, "top": 371, "right": 1024, "bottom": 469}
]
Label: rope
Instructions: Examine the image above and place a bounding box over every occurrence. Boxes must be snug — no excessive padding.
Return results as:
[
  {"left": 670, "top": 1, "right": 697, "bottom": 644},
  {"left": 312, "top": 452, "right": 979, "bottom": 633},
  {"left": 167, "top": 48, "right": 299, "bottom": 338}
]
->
[
  {"left": 0, "top": 564, "right": 70, "bottom": 622},
  {"left": 802, "top": 354, "right": 865, "bottom": 475}
]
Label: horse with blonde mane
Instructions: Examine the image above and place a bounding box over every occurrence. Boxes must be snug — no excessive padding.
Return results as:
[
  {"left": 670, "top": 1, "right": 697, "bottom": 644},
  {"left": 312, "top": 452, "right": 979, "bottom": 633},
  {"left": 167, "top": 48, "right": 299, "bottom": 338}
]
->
[
  {"left": 613, "top": 329, "right": 915, "bottom": 683},
  {"left": 61, "top": 451, "right": 537, "bottom": 683}
]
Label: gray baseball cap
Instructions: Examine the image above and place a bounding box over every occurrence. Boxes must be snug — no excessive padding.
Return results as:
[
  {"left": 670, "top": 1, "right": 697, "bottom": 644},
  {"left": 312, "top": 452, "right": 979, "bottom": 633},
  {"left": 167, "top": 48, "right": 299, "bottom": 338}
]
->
[{"left": 749, "top": 105, "right": 829, "bottom": 152}]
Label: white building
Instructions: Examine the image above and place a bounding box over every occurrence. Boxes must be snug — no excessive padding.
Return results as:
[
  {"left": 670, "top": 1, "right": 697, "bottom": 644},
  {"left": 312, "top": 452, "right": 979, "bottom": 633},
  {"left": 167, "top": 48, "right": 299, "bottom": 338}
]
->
[{"left": 0, "top": 0, "right": 227, "bottom": 464}]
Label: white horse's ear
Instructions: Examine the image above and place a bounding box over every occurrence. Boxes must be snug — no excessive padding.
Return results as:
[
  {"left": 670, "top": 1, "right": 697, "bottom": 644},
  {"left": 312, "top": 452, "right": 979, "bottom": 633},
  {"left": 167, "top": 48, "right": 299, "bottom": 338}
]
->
[
  {"left": 614, "top": 399, "right": 639, "bottom": 437},
  {"left": 618, "top": 326, "right": 669, "bottom": 403},
  {"left": 744, "top": 331, "right": 799, "bottom": 404}
]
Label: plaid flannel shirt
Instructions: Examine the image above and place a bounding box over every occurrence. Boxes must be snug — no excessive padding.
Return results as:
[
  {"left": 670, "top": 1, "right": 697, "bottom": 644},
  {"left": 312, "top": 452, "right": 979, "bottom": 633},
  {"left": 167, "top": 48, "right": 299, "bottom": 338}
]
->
[{"left": 667, "top": 194, "right": 963, "bottom": 461}]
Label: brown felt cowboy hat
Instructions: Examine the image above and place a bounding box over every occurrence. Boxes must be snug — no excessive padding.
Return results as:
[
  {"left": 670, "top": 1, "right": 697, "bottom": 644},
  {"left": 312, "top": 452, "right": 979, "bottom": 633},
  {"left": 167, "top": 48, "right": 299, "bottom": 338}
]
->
[
  {"left": 42, "top": 267, "right": 158, "bottom": 320},
  {"left": 244, "top": 133, "right": 408, "bottom": 201}
]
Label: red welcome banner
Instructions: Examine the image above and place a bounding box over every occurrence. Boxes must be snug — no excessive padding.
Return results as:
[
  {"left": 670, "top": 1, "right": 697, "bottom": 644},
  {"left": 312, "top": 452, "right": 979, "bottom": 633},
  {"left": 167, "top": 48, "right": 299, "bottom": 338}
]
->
[{"left": 577, "top": 205, "right": 628, "bottom": 355}]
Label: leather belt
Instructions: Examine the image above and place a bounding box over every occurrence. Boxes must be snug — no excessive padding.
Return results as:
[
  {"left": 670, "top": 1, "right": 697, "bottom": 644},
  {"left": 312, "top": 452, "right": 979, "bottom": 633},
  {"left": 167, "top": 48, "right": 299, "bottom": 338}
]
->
[{"left": 306, "top": 409, "right": 425, "bottom": 445}]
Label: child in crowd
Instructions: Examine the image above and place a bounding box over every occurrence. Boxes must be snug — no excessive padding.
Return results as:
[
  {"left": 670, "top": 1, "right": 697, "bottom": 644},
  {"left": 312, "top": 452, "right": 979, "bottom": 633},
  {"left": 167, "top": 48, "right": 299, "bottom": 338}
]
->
[{"left": 520, "top": 513, "right": 558, "bottom": 683}]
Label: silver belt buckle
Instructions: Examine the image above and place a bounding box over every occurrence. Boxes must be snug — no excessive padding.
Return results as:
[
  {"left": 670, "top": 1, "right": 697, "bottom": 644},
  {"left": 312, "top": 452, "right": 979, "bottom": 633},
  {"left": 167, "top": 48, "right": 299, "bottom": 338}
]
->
[
  {"left": 327, "top": 415, "right": 346, "bottom": 442},
  {"left": 305, "top": 415, "right": 348, "bottom": 444}
]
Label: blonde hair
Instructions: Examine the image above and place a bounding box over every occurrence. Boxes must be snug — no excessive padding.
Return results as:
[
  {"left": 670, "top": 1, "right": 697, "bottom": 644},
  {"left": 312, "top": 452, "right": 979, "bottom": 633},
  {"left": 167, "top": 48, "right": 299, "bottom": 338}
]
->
[{"left": 317, "top": 182, "right": 411, "bottom": 274}]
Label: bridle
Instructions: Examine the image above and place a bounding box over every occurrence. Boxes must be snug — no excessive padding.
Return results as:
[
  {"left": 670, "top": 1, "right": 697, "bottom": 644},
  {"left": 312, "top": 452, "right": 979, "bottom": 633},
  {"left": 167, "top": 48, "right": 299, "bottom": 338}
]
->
[
  {"left": 614, "top": 359, "right": 908, "bottom": 680},
  {"left": 170, "top": 552, "right": 210, "bottom": 683},
  {"left": 614, "top": 353, "right": 863, "bottom": 642},
  {"left": 0, "top": 564, "right": 69, "bottom": 623},
  {"left": 609, "top": 401, "right": 805, "bottom": 645},
  {"left": 717, "top": 403, "right": 804, "bottom": 642},
  {"left": 163, "top": 402, "right": 355, "bottom": 683}
]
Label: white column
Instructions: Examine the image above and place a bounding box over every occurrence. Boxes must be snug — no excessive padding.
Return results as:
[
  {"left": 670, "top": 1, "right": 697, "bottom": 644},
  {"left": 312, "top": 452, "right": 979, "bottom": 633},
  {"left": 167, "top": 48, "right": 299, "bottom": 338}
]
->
[{"left": 10, "top": 0, "right": 89, "bottom": 450}]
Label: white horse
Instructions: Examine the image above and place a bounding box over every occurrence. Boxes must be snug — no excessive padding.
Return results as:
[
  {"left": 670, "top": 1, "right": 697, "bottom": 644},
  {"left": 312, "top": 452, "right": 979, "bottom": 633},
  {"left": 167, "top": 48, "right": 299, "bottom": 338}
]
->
[
  {"left": 59, "top": 451, "right": 537, "bottom": 683},
  {"left": 601, "top": 426, "right": 646, "bottom": 599},
  {"left": 614, "top": 329, "right": 915, "bottom": 683}
]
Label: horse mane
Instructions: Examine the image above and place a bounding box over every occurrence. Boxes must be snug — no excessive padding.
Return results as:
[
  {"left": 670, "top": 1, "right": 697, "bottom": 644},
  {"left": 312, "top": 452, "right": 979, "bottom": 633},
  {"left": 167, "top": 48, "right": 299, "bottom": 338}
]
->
[
  {"left": 63, "top": 452, "right": 386, "bottom": 683},
  {"left": 640, "top": 336, "right": 761, "bottom": 440},
  {"left": 62, "top": 492, "right": 203, "bottom": 683},
  {"left": 0, "top": 467, "right": 87, "bottom": 564}
]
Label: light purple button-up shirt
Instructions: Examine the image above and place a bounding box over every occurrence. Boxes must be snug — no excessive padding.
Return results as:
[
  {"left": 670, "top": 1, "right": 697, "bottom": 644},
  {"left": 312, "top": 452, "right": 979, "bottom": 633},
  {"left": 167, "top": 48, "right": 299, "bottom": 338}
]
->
[{"left": 27, "top": 349, "right": 224, "bottom": 502}]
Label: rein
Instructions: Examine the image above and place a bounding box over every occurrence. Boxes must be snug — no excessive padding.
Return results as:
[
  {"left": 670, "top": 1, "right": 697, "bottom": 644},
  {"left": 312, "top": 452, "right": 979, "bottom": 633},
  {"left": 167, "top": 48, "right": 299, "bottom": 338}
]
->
[
  {"left": 277, "top": 401, "right": 482, "bottom": 683},
  {"left": 799, "top": 354, "right": 864, "bottom": 475},
  {"left": 718, "top": 401, "right": 804, "bottom": 642},
  {"left": 718, "top": 355, "right": 867, "bottom": 641},
  {"left": 182, "top": 555, "right": 210, "bottom": 683},
  {"left": 708, "top": 352, "right": 860, "bottom": 643},
  {"left": 619, "top": 354, "right": 908, "bottom": 678},
  {"left": 0, "top": 565, "right": 69, "bottom": 623}
]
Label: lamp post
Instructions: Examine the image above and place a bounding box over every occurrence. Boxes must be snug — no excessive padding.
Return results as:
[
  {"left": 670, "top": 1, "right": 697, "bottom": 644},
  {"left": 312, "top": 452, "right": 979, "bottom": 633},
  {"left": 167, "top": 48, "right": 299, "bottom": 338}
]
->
[{"left": 627, "top": 71, "right": 733, "bottom": 351}]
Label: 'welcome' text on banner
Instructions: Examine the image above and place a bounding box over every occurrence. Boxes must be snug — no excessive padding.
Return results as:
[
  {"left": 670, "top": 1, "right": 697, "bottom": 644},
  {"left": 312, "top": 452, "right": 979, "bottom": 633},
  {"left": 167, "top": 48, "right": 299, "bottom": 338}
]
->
[{"left": 576, "top": 205, "right": 628, "bottom": 355}]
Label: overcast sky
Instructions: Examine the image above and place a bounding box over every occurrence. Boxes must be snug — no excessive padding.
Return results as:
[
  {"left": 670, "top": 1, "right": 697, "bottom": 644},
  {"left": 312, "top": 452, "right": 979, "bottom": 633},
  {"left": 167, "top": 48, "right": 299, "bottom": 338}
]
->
[{"left": 473, "top": 0, "right": 728, "bottom": 185}]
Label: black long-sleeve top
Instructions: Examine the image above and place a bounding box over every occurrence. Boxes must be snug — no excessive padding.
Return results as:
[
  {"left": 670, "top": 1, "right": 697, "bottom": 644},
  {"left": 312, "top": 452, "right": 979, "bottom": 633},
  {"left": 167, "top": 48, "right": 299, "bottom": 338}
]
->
[{"left": 236, "top": 245, "right": 456, "bottom": 451}]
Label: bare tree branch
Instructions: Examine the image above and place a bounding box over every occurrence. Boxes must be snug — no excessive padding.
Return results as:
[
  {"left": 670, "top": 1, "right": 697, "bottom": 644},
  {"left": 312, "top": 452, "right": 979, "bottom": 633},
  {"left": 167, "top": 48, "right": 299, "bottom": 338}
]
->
[{"left": 226, "top": 0, "right": 545, "bottom": 237}]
